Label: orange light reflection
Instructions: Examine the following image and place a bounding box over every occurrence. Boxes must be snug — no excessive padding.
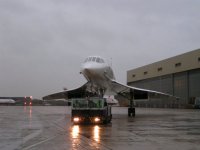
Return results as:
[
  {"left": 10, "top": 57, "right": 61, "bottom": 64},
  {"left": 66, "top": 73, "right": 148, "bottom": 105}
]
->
[
  {"left": 72, "top": 125, "right": 79, "bottom": 139},
  {"left": 71, "top": 125, "right": 80, "bottom": 149},
  {"left": 93, "top": 125, "right": 100, "bottom": 142}
]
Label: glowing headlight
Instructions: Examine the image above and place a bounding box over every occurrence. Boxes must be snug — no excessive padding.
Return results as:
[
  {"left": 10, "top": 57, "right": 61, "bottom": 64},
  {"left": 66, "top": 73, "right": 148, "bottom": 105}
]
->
[
  {"left": 73, "top": 117, "right": 80, "bottom": 122},
  {"left": 94, "top": 117, "right": 100, "bottom": 122}
]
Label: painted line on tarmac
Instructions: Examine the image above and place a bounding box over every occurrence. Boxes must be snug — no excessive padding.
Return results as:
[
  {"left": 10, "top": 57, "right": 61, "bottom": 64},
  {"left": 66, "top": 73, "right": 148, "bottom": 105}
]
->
[
  {"left": 22, "top": 129, "right": 42, "bottom": 144},
  {"left": 22, "top": 135, "right": 58, "bottom": 150}
]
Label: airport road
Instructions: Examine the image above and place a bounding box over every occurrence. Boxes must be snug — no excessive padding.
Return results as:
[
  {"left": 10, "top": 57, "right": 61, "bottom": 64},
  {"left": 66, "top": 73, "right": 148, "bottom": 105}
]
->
[{"left": 0, "top": 106, "right": 200, "bottom": 150}]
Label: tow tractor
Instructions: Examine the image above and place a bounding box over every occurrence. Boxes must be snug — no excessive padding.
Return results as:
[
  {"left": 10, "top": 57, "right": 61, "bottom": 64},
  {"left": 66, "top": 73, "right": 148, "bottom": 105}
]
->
[{"left": 71, "top": 97, "right": 112, "bottom": 124}]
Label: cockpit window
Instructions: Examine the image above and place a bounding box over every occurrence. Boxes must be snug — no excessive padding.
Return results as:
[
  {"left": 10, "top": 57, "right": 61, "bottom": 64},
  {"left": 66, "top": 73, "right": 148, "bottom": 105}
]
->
[
  {"left": 92, "top": 57, "right": 96, "bottom": 62},
  {"left": 96, "top": 57, "right": 100, "bottom": 63},
  {"left": 99, "top": 58, "right": 105, "bottom": 63},
  {"left": 84, "top": 57, "right": 105, "bottom": 63}
]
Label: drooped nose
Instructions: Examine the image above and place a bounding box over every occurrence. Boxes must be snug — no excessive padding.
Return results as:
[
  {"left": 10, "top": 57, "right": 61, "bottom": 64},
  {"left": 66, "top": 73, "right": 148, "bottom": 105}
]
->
[{"left": 80, "top": 63, "right": 94, "bottom": 75}]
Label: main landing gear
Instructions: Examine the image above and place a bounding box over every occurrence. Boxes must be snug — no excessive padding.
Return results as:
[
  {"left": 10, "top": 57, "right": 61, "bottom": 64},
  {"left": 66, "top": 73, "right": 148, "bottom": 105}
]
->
[
  {"left": 128, "top": 107, "right": 135, "bottom": 117},
  {"left": 128, "top": 89, "right": 135, "bottom": 117}
]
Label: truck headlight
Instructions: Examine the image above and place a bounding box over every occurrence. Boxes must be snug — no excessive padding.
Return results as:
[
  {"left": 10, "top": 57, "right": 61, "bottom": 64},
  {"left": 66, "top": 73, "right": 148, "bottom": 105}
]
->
[
  {"left": 94, "top": 117, "right": 100, "bottom": 122},
  {"left": 73, "top": 117, "right": 80, "bottom": 122}
]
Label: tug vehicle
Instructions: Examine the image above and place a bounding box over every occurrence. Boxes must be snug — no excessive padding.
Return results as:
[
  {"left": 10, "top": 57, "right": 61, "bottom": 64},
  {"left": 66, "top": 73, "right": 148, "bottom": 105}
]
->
[{"left": 71, "top": 97, "right": 112, "bottom": 124}]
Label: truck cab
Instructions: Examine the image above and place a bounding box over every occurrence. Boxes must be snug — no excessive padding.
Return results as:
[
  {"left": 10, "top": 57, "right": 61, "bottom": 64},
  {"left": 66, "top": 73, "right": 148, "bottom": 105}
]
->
[{"left": 71, "top": 97, "right": 112, "bottom": 124}]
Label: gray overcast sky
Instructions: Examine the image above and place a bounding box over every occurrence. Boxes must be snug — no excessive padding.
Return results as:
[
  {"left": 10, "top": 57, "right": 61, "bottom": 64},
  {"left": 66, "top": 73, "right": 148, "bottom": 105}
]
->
[{"left": 0, "top": 0, "right": 200, "bottom": 99}]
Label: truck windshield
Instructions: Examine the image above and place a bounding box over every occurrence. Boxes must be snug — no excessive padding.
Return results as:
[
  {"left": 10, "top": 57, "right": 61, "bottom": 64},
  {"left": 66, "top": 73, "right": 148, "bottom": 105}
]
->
[{"left": 72, "top": 98, "right": 104, "bottom": 109}]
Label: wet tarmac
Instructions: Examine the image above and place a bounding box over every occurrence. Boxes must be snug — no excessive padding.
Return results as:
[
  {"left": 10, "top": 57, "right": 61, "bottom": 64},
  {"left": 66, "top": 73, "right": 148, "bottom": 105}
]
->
[{"left": 0, "top": 106, "right": 200, "bottom": 150}]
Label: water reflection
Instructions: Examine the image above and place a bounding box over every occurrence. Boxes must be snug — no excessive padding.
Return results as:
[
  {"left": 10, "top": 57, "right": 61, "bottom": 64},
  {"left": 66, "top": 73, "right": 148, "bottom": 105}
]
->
[
  {"left": 24, "top": 106, "right": 32, "bottom": 128},
  {"left": 71, "top": 125, "right": 80, "bottom": 149},
  {"left": 72, "top": 125, "right": 79, "bottom": 138},
  {"left": 23, "top": 105, "right": 32, "bottom": 119},
  {"left": 71, "top": 125, "right": 101, "bottom": 149},
  {"left": 24, "top": 105, "right": 27, "bottom": 112},
  {"left": 29, "top": 106, "right": 32, "bottom": 119},
  {"left": 93, "top": 125, "right": 100, "bottom": 142}
]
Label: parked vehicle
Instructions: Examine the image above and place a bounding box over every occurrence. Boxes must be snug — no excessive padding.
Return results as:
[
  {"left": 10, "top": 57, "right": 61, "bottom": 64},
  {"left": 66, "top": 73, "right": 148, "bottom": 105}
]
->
[{"left": 71, "top": 97, "right": 112, "bottom": 124}]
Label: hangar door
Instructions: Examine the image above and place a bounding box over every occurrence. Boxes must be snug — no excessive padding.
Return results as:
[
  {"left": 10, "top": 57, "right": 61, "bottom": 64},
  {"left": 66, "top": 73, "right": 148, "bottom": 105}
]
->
[
  {"left": 173, "top": 72, "right": 188, "bottom": 105},
  {"left": 189, "top": 69, "right": 200, "bottom": 98}
]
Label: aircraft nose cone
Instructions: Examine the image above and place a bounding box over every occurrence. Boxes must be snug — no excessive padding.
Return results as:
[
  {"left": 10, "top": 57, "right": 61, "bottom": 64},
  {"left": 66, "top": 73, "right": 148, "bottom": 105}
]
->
[
  {"left": 83, "top": 66, "right": 94, "bottom": 74},
  {"left": 81, "top": 64, "right": 91, "bottom": 74},
  {"left": 82, "top": 63, "right": 94, "bottom": 70},
  {"left": 81, "top": 63, "right": 99, "bottom": 76}
]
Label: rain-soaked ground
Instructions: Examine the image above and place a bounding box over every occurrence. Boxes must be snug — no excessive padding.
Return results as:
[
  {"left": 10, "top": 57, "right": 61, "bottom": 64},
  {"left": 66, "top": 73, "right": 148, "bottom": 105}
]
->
[{"left": 0, "top": 106, "right": 200, "bottom": 150}]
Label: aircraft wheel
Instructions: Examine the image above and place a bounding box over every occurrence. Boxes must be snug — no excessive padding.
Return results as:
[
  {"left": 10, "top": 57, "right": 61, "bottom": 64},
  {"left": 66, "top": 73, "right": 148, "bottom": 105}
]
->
[{"left": 128, "top": 107, "right": 135, "bottom": 117}]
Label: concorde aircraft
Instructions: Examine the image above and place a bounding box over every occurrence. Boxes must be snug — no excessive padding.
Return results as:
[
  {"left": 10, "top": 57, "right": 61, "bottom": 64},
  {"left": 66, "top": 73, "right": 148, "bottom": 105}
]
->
[{"left": 43, "top": 56, "right": 174, "bottom": 116}]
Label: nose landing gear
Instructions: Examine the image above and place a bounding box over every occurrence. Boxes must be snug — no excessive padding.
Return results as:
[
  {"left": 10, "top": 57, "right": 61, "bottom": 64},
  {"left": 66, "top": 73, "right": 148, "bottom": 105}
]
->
[{"left": 128, "top": 89, "right": 135, "bottom": 117}]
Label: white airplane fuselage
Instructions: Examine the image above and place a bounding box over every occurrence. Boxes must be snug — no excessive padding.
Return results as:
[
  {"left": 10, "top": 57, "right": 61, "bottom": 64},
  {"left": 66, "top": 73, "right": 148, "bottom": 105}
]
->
[
  {"left": 80, "top": 56, "right": 115, "bottom": 93},
  {"left": 80, "top": 57, "right": 118, "bottom": 104}
]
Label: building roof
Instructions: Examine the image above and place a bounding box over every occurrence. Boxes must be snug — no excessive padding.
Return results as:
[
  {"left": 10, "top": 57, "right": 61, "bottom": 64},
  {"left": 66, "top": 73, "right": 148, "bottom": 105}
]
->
[{"left": 127, "top": 48, "right": 200, "bottom": 83}]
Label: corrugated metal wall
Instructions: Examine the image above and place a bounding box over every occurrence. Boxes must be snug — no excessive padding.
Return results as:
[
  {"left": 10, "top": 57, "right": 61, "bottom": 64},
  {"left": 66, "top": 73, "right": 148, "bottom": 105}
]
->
[
  {"left": 189, "top": 69, "right": 200, "bottom": 98},
  {"left": 132, "top": 75, "right": 173, "bottom": 94},
  {"left": 160, "top": 75, "right": 173, "bottom": 94},
  {"left": 128, "top": 69, "right": 200, "bottom": 108},
  {"left": 173, "top": 72, "right": 188, "bottom": 105}
]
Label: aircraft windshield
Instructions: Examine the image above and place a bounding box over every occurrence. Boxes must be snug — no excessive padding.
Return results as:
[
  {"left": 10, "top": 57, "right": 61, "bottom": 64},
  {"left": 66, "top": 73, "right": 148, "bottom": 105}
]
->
[
  {"left": 96, "top": 57, "right": 100, "bottom": 63},
  {"left": 88, "top": 57, "right": 92, "bottom": 61},
  {"left": 84, "top": 57, "right": 105, "bottom": 63},
  {"left": 72, "top": 98, "right": 105, "bottom": 109}
]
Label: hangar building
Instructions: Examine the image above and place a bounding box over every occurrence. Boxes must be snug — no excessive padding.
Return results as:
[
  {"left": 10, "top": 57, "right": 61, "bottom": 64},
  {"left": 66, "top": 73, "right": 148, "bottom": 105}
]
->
[{"left": 127, "top": 49, "right": 200, "bottom": 108}]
